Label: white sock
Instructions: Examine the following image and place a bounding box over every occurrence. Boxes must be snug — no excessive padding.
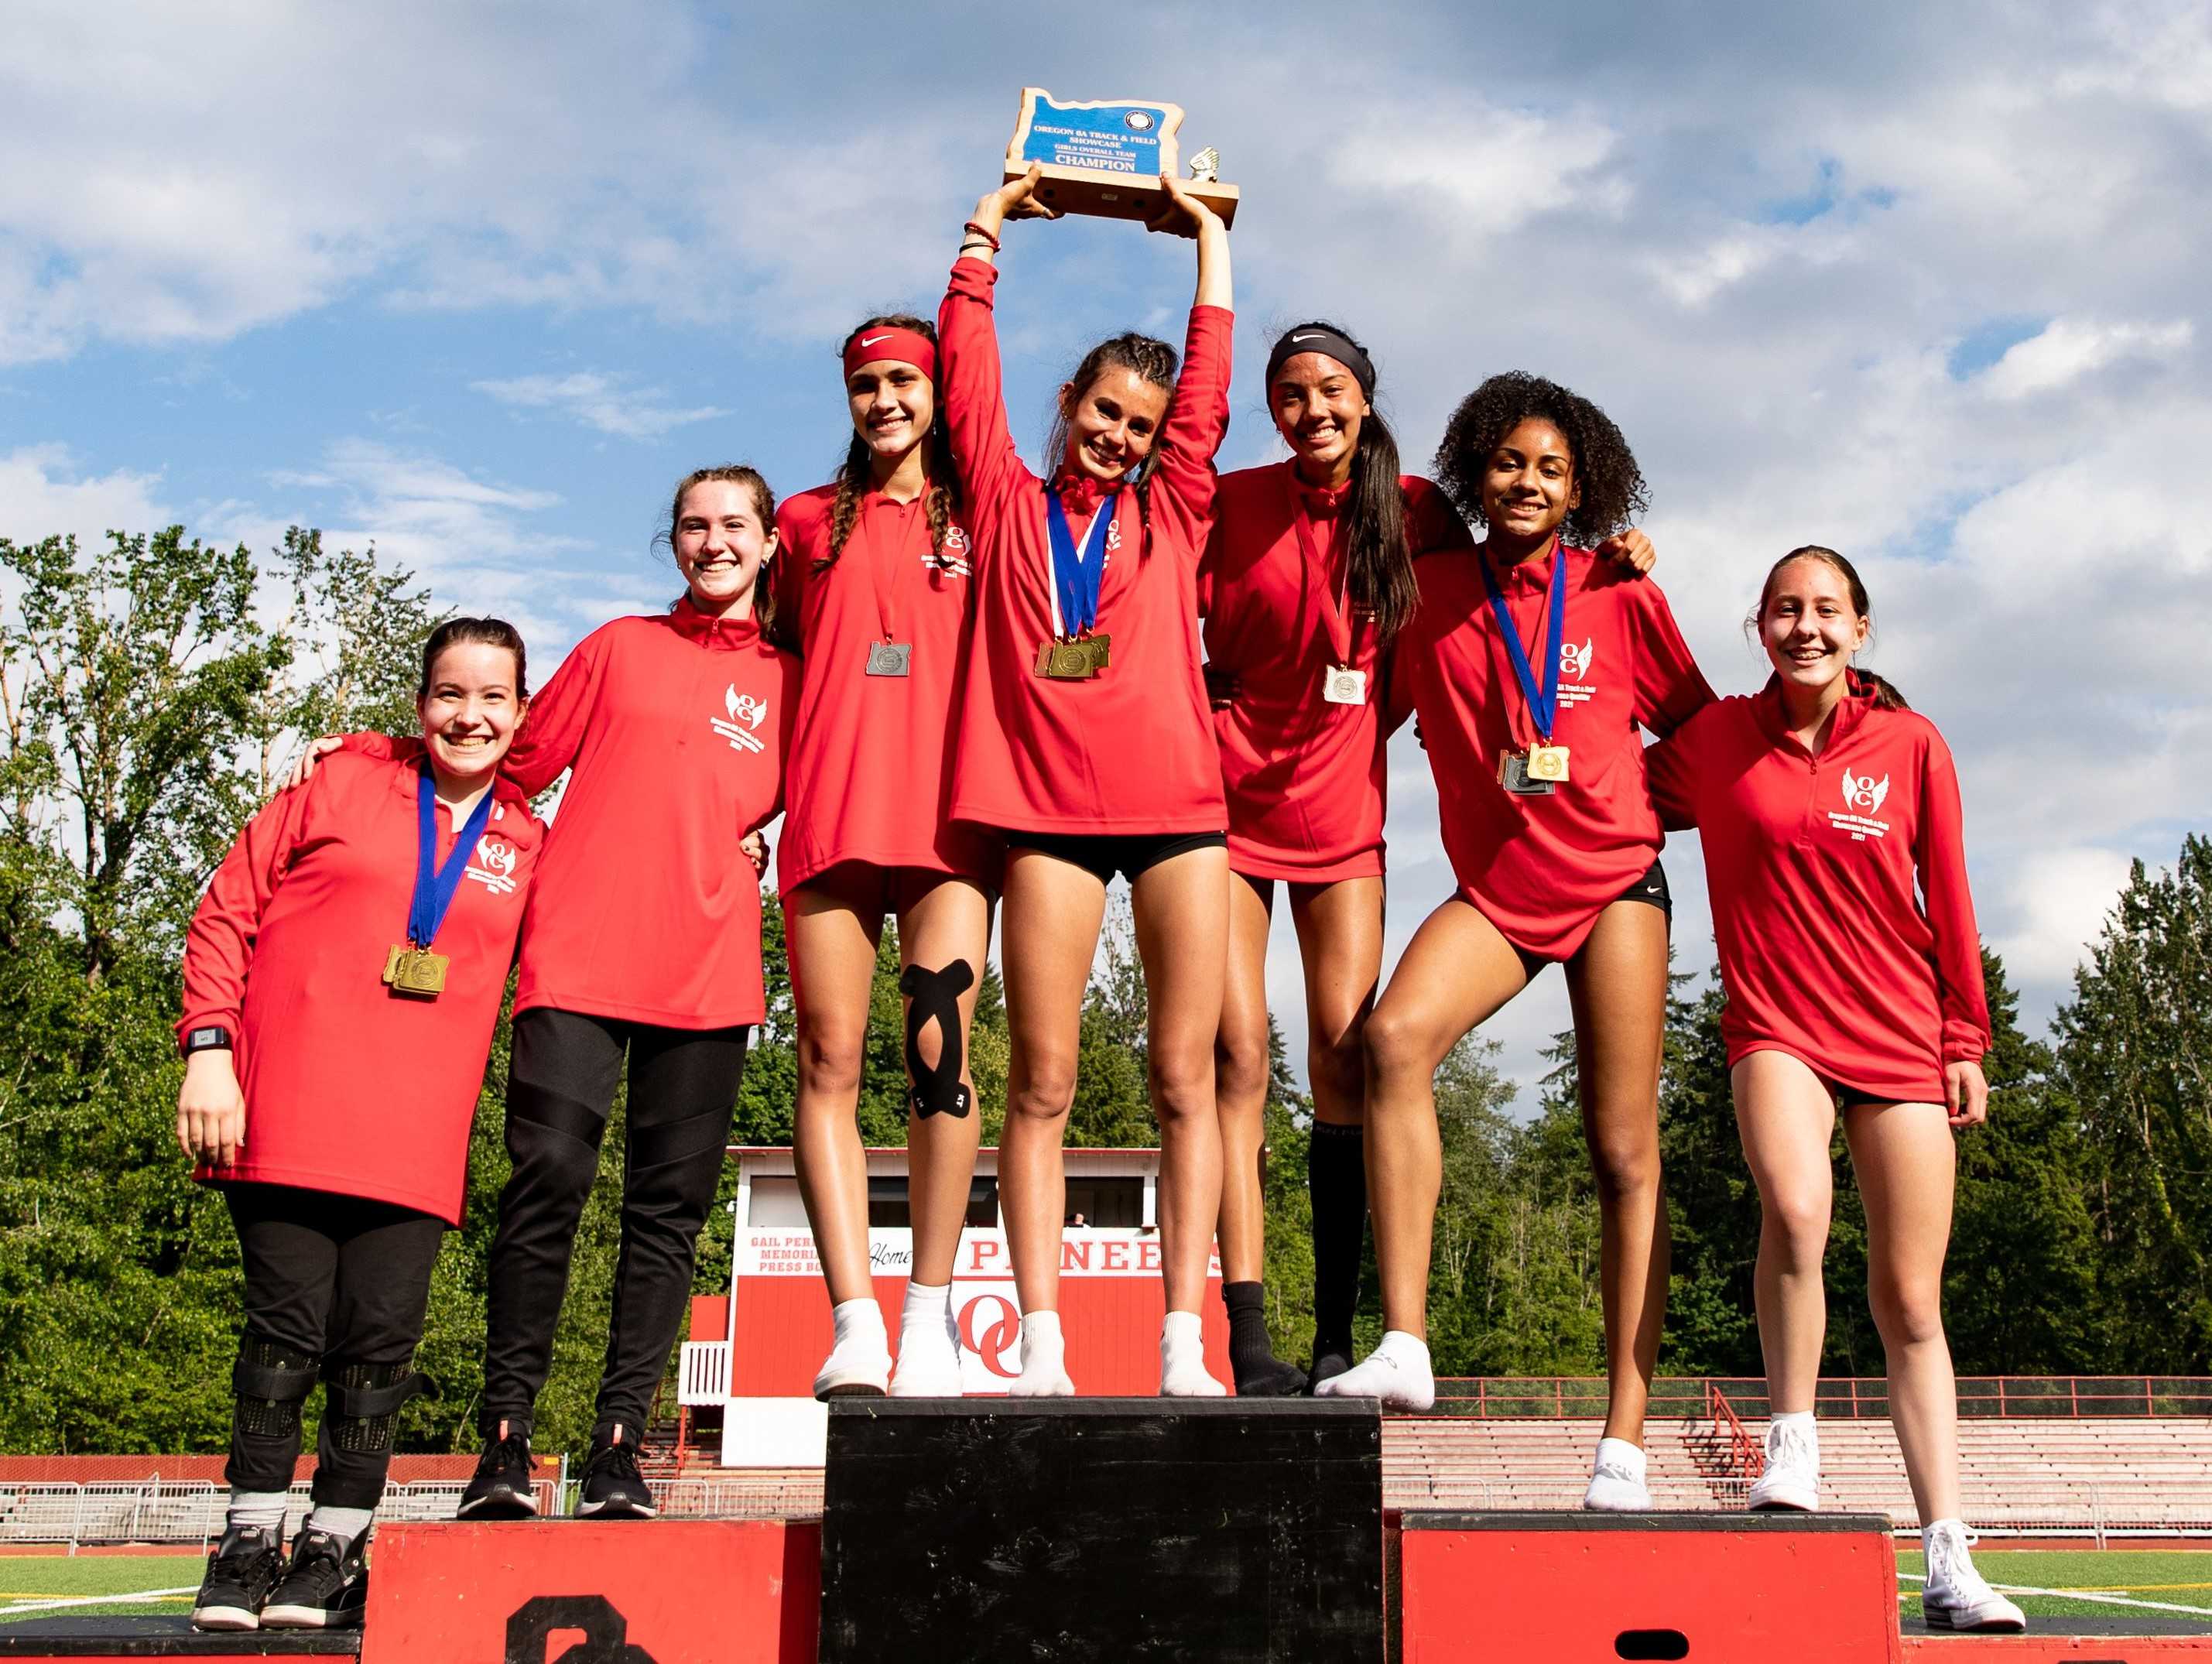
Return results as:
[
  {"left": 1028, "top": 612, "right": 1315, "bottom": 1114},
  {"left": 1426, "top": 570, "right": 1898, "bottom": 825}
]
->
[
  {"left": 832, "top": 1296, "right": 886, "bottom": 1348},
  {"left": 1312, "top": 1330, "right": 1434, "bottom": 1411},
  {"left": 889, "top": 1282, "right": 965, "bottom": 1396},
  {"left": 228, "top": 1489, "right": 288, "bottom": 1535},
  {"left": 1159, "top": 1310, "right": 1227, "bottom": 1397},
  {"left": 303, "top": 1505, "right": 372, "bottom": 1548},
  {"left": 1010, "top": 1310, "right": 1073, "bottom": 1397},
  {"left": 1594, "top": 1435, "right": 1646, "bottom": 1477}
]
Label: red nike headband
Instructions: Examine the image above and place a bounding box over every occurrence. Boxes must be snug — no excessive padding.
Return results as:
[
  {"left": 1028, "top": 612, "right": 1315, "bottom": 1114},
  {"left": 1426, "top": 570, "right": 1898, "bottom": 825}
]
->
[{"left": 844, "top": 327, "right": 937, "bottom": 382}]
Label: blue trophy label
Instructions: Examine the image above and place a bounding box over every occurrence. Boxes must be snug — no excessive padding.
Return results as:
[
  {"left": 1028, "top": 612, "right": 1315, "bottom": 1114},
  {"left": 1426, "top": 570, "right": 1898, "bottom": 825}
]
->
[{"left": 1012, "top": 91, "right": 1179, "bottom": 177}]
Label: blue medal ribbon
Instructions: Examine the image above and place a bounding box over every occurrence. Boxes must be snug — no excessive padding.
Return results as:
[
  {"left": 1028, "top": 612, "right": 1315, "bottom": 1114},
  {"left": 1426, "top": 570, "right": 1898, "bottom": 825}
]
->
[
  {"left": 1478, "top": 539, "right": 1567, "bottom": 741},
  {"left": 408, "top": 769, "right": 498, "bottom": 949},
  {"left": 1045, "top": 488, "right": 1117, "bottom": 636}
]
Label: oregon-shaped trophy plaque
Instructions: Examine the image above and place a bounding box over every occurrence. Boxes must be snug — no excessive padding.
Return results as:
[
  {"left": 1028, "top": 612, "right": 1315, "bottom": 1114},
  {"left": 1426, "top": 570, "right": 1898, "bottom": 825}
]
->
[{"left": 1005, "top": 87, "right": 1241, "bottom": 228}]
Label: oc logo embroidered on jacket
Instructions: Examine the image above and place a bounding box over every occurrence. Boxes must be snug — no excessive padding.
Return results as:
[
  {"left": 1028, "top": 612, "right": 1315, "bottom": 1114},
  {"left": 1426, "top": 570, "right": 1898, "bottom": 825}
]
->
[
  {"left": 465, "top": 837, "right": 522, "bottom": 896},
  {"left": 1558, "top": 639, "right": 1597, "bottom": 708},
  {"left": 1828, "top": 770, "right": 1892, "bottom": 841},
  {"left": 711, "top": 685, "right": 769, "bottom": 755}
]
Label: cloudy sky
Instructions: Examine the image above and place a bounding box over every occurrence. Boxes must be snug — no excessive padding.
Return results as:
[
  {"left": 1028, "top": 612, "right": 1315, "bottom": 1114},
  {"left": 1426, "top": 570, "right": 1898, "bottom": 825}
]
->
[{"left": 5, "top": 1, "right": 2207, "bottom": 1102}]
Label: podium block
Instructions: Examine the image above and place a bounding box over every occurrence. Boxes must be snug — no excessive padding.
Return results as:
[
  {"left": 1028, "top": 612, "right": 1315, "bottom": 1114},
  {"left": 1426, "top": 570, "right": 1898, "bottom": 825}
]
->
[
  {"left": 1400, "top": 1512, "right": 1902, "bottom": 1663},
  {"left": 0, "top": 1617, "right": 356, "bottom": 1659},
  {"left": 358, "top": 1518, "right": 818, "bottom": 1664},
  {"left": 820, "top": 1398, "right": 1383, "bottom": 1663}
]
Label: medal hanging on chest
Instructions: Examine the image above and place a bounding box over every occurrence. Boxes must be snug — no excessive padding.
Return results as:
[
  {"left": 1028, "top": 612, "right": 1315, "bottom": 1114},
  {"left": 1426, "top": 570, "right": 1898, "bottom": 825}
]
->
[
  {"left": 863, "top": 502, "right": 915, "bottom": 676},
  {"left": 1035, "top": 486, "right": 1116, "bottom": 680},
  {"left": 1481, "top": 539, "right": 1572, "bottom": 796},
  {"left": 383, "top": 770, "right": 496, "bottom": 999},
  {"left": 1289, "top": 471, "right": 1368, "bottom": 707}
]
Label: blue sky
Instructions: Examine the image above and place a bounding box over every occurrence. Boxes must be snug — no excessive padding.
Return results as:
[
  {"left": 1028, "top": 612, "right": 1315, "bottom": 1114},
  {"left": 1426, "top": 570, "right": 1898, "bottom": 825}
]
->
[{"left": 6, "top": 0, "right": 2209, "bottom": 1097}]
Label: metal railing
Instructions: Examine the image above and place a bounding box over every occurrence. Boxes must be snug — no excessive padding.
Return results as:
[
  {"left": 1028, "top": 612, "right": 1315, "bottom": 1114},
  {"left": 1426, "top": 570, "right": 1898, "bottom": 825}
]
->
[
  {"left": 679, "top": 1340, "right": 730, "bottom": 1406},
  {"left": 0, "top": 1476, "right": 563, "bottom": 1553},
  {"left": 1426, "top": 1376, "right": 2212, "bottom": 1419}
]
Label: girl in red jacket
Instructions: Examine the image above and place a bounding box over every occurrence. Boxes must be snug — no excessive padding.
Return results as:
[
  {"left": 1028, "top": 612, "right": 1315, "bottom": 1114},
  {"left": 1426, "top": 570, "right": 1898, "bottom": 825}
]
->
[
  {"left": 772, "top": 316, "right": 999, "bottom": 1399},
  {"left": 179, "top": 618, "right": 541, "bottom": 1631},
  {"left": 1320, "top": 375, "right": 1704, "bottom": 1518},
  {"left": 941, "top": 165, "right": 1233, "bottom": 1395},
  {"left": 295, "top": 466, "right": 796, "bottom": 1518},
  {"left": 1645, "top": 547, "right": 2023, "bottom": 1631},
  {"left": 1197, "top": 322, "right": 1473, "bottom": 1395}
]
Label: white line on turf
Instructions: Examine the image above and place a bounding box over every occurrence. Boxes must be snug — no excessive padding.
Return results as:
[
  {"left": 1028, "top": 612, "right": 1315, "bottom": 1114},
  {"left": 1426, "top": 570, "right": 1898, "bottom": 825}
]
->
[
  {"left": 1, "top": 1588, "right": 197, "bottom": 1614},
  {"left": 1897, "top": 1572, "right": 2212, "bottom": 1618}
]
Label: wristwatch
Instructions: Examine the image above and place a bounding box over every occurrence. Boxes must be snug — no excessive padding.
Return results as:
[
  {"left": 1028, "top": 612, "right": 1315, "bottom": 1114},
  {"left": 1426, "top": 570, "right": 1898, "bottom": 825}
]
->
[{"left": 183, "top": 1026, "right": 234, "bottom": 1056}]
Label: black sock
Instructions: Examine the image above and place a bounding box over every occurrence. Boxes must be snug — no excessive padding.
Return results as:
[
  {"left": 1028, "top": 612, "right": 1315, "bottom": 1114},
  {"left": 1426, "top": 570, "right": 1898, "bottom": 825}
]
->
[
  {"left": 1223, "top": 1281, "right": 1305, "bottom": 1396},
  {"left": 1308, "top": 1119, "right": 1366, "bottom": 1361}
]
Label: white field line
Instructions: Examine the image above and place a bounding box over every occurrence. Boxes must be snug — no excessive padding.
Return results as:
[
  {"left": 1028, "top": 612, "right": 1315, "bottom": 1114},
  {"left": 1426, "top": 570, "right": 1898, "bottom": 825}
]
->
[
  {"left": 1898, "top": 1571, "right": 2212, "bottom": 1618},
  {"left": 1, "top": 1587, "right": 196, "bottom": 1614}
]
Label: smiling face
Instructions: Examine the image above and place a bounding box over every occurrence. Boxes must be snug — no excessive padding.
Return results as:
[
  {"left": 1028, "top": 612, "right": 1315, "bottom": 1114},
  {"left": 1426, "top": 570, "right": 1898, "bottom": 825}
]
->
[
  {"left": 1760, "top": 554, "right": 1871, "bottom": 696},
  {"left": 417, "top": 640, "right": 525, "bottom": 784},
  {"left": 1271, "top": 351, "right": 1370, "bottom": 483},
  {"left": 847, "top": 358, "right": 937, "bottom": 467},
  {"left": 1479, "top": 416, "right": 1580, "bottom": 550},
  {"left": 1060, "top": 367, "right": 1171, "bottom": 484},
  {"left": 673, "top": 478, "right": 776, "bottom": 618}
]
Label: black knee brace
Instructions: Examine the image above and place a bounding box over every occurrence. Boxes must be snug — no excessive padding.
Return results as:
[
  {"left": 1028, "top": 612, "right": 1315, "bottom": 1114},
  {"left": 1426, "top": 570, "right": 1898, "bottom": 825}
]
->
[
  {"left": 228, "top": 1336, "right": 319, "bottom": 1495},
  {"left": 320, "top": 1358, "right": 420, "bottom": 1457},
  {"left": 899, "top": 960, "right": 975, "bottom": 1120}
]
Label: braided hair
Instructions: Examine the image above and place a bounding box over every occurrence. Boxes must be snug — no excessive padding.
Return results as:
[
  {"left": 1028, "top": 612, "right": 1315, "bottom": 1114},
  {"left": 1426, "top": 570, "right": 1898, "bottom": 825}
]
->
[
  {"left": 823, "top": 314, "right": 961, "bottom": 571},
  {"left": 1046, "top": 332, "right": 1180, "bottom": 553}
]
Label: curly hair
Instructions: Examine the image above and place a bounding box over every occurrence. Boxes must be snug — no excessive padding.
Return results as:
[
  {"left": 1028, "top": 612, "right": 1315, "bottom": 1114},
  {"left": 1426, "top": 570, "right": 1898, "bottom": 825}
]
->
[
  {"left": 1431, "top": 371, "right": 1648, "bottom": 543},
  {"left": 1046, "top": 332, "right": 1180, "bottom": 553},
  {"left": 824, "top": 313, "right": 961, "bottom": 571}
]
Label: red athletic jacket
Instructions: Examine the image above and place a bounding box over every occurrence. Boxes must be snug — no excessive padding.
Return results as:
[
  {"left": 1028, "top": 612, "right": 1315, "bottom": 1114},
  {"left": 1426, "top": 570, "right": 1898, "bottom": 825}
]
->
[
  {"left": 178, "top": 752, "right": 543, "bottom": 1223},
  {"left": 939, "top": 256, "right": 1231, "bottom": 834},
  {"left": 1397, "top": 543, "right": 1713, "bottom": 960},
  {"left": 1199, "top": 464, "right": 1472, "bottom": 882},
  {"left": 341, "top": 600, "right": 797, "bottom": 1029},
  {"left": 771, "top": 484, "right": 1000, "bottom": 893},
  {"left": 1645, "top": 675, "right": 1990, "bottom": 1100}
]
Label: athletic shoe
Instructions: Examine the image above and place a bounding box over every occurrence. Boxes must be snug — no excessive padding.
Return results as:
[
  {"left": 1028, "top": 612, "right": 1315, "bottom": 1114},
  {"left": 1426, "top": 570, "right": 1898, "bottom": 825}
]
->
[
  {"left": 1583, "top": 1436, "right": 1653, "bottom": 1512},
  {"left": 261, "top": 1527, "right": 368, "bottom": 1630},
  {"left": 456, "top": 1420, "right": 539, "bottom": 1521},
  {"left": 574, "top": 1425, "right": 657, "bottom": 1520},
  {"left": 190, "top": 1522, "right": 285, "bottom": 1631},
  {"left": 1922, "top": 1519, "right": 2027, "bottom": 1632},
  {"left": 1748, "top": 1416, "right": 1821, "bottom": 1511}
]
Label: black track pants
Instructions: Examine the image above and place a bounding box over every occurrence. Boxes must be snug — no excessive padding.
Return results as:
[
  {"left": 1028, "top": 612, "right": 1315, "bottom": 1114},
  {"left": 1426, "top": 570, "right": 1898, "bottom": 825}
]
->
[
  {"left": 482, "top": 1007, "right": 748, "bottom": 1437},
  {"left": 224, "top": 1183, "right": 445, "bottom": 1508}
]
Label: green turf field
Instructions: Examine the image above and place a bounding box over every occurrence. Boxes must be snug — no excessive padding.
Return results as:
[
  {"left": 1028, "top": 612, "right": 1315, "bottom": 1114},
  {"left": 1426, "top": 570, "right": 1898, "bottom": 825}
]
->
[
  {"left": 1898, "top": 1549, "right": 2212, "bottom": 1623},
  {"left": 0, "top": 1556, "right": 201, "bottom": 1622}
]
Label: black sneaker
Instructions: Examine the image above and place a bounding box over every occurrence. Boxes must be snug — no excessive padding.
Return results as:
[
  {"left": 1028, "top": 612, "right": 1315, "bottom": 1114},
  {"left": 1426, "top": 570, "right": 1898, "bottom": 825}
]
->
[
  {"left": 190, "top": 1522, "right": 285, "bottom": 1631},
  {"left": 457, "top": 1419, "right": 539, "bottom": 1520},
  {"left": 574, "top": 1424, "right": 656, "bottom": 1519},
  {"left": 261, "top": 1526, "right": 368, "bottom": 1630}
]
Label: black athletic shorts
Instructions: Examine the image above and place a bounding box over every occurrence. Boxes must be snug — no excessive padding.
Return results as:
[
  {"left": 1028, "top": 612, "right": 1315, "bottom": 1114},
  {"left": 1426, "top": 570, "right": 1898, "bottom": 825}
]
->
[
  {"left": 1616, "top": 857, "right": 1672, "bottom": 920},
  {"left": 1008, "top": 830, "right": 1227, "bottom": 886}
]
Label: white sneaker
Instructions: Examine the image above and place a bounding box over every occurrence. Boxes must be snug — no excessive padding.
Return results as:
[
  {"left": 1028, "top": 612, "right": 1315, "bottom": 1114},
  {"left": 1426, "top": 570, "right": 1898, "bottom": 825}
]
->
[
  {"left": 1583, "top": 1436, "right": 1652, "bottom": 1512},
  {"left": 1311, "top": 1331, "right": 1434, "bottom": 1411},
  {"left": 1747, "top": 1416, "right": 1820, "bottom": 1511},
  {"left": 812, "top": 1299, "right": 892, "bottom": 1399},
  {"left": 1922, "top": 1519, "right": 2026, "bottom": 1632}
]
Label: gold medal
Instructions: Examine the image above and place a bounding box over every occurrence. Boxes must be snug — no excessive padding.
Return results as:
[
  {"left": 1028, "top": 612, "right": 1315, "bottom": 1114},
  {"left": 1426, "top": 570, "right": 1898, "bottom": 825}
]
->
[
  {"left": 1035, "top": 639, "right": 1099, "bottom": 680},
  {"left": 382, "top": 944, "right": 450, "bottom": 998},
  {"left": 1526, "top": 743, "right": 1570, "bottom": 783},
  {"left": 1082, "top": 632, "right": 1111, "bottom": 673}
]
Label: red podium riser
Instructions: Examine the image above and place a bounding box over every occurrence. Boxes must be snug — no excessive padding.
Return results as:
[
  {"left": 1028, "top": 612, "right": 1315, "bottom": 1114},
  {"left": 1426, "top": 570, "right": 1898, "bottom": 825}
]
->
[
  {"left": 358, "top": 1519, "right": 817, "bottom": 1664},
  {"left": 1401, "top": 1512, "right": 1903, "bottom": 1663}
]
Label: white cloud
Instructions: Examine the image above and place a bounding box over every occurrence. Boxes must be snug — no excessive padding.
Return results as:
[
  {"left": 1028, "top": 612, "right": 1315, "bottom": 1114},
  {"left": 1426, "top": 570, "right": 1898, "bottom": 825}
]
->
[
  {"left": 1980, "top": 317, "right": 2194, "bottom": 399},
  {"left": 0, "top": 444, "right": 172, "bottom": 549},
  {"left": 471, "top": 372, "right": 729, "bottom": 440},
  {"left": 1991, "top": 847, "right": 2134, "bottom": 987}
]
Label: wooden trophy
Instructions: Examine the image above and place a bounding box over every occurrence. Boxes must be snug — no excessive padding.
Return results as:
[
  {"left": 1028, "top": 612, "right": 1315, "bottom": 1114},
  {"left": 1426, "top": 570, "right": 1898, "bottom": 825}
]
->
[{"left": 1004, "top": 87, "right": 1241, "bottom": 228}]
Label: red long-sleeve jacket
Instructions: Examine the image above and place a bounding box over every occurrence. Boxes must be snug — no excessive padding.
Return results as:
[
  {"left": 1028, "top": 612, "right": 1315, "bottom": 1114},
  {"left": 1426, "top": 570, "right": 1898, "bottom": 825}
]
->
[
  {"left": 343, "top": 599, "right": 797, "bottom": 1029},
  {"left": 1396, "top": 543, "right": 1714, "bottom": 960},
  {"left": 1645, "top": 676, "right": 1991, "bottom": 1101},
  {"left": 1198, "top": 464, "right": 1471, "bottom": 882},
  {"left": 938, "top": 256, "right": 1231, "bottom": 834},
  {"left": 178, "top": 752, "right": 543, "bottom": 1223},
  {"left": 770, "top": 484, "right": 1000, "bottom": 894}
]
